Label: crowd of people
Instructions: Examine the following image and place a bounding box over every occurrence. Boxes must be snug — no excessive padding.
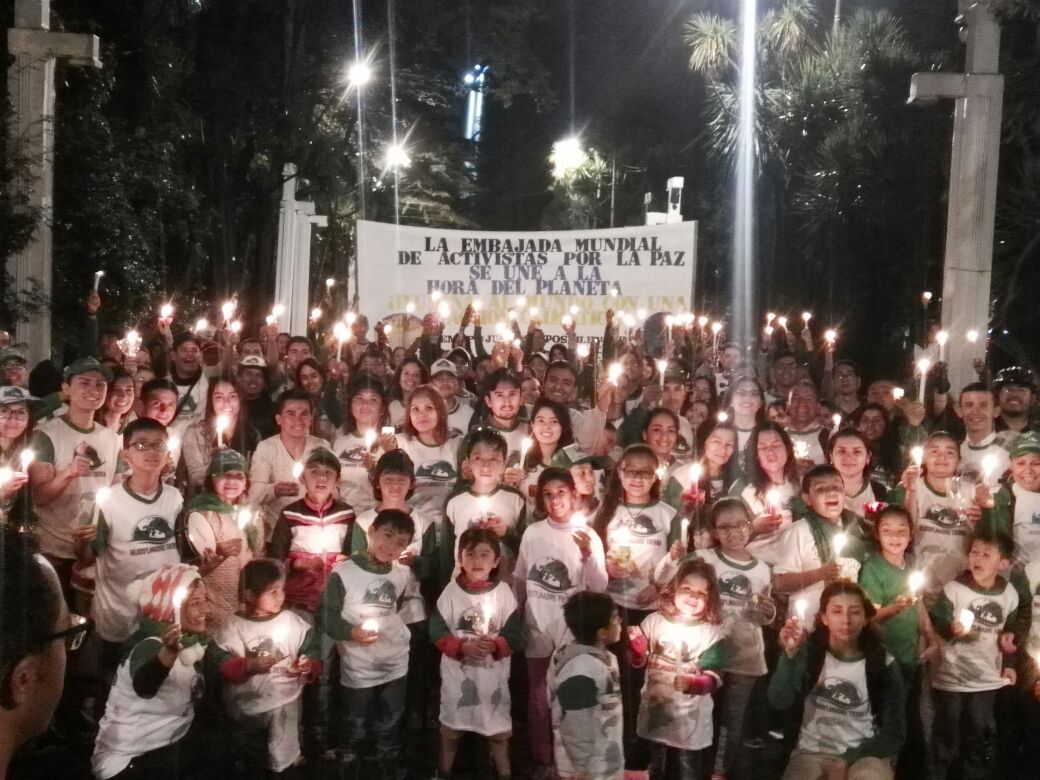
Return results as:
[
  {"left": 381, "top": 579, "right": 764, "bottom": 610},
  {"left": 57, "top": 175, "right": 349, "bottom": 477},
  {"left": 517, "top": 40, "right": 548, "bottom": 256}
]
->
[{"left": 1, "top": 292, "right": 1039, "bottom": 780}]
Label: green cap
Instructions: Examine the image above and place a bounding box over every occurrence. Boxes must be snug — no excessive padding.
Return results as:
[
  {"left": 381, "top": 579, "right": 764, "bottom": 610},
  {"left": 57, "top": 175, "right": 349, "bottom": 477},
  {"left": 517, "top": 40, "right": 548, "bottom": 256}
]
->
[
  {"left": 0, "top": 347, "right": 27, "bottom": 365},
  {"left": 1010, "top": 432, "right": 1040, "bottom": 459},
  {"left": 305, "top": 446, "right": 341, "bottom": 473},
  {"left": 62, "top": 357, "right": 113, "bottom": 383},
  {"left": 208, "top": 448, "right": 247, "bottom": 476}
]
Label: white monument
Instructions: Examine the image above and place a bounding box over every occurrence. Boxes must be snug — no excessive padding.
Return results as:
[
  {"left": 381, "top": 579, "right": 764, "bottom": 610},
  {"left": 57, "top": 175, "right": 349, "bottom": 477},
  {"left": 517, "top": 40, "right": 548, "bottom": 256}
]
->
[
  {"left": 274, "top": 163, "right": 327, "bottom": 337},
  {"left": 6, "top": 0, "right": 100, "bottom": 363},
  {"left": 908, "top": 0, "right": 1003, "bottom": 393}
]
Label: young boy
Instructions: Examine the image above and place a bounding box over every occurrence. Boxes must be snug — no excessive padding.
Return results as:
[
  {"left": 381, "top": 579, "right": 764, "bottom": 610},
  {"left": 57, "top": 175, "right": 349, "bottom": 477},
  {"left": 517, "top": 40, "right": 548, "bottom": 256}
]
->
[
  {"left": 958, "top": 383, "right": 1012, "bottom": 488},
  {"left": 773, "top": 464, "right": 870, "bottom": 625},
  {"left": 317, "top": 509, "right": 416, "bottom": 779},
  {"left": 74, "top": 418, "right": 183, "bottom": 673},
  {"left": 981, "top": 432, "right": 1040, "bottom": 567},
  {"left": 443, "top": 429, "right": 526, "bottom": 584},
  {"left": 929, "top": 531, "right": 1026, "bottom": 780},
  {"left": 858, "top": 505, "right": 938, "bottom": 779},
  {"left": 547, "top": 590, "right": 624, "bottom": 780},
  {"left": 269, "top": 446, "right": 356, "bottom": 614},
  {"left": 30, "top": 358, "right": 122, "bottom": 592}
]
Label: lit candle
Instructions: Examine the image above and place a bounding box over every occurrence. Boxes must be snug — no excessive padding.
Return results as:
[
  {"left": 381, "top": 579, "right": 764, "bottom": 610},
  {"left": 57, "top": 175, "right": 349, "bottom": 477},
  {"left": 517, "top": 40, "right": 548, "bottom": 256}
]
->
[
  {"left": 561, "top": 314, "right": 573, "bottom": 328},
  {"left": 766, "top": 488, "right": 782, "bottom": 514},
  {"left": 167, "top": 434, "right": 181, "bottom": 458},
  {"left": 655, "top": 464, "right": 667, "bottom": 481},
  {"left": 777, "top": 316, "right": 788, "bottom": 330},
  {"left": 916, "top": 358, "right": 931, "bottom": 400},
  {"left": 310, "top": 307, "right": 323, "bottom": 322},
  {"left": 680, "top": 518, "right": 690, "bottom": 547},
  {"left": 363, "top": 429, "right": 377, "bottom": 450},
  {"left": 637, "top": 308, "right": 647, "bottom": 321},
  {"left": 689, "top": 462, "right": 703, "bottom": 485},
  {"left": 766, "top": 312, "right": 776, "bottom": 324},
  {"left": 381, "top": 426, "right": 395, "bottom": 436},
  {"left": 576, "top": 343, "right": 590, "bottom": 359},
  {"left": 824, "top": 329, "right": 837, "bottom": 345},
  {"left": 91, "top": 486, "right": 111, "bottom": 527},
  {"left": 215, "top": 414, "right": 230, "bottom": 448},
  {"left": 194, "top": 318, "right": 208, "bottom": 334},
  {"left": 793, "top": 440, "right": 810, "bottom": 460},
  {"left": 472, "top": 299, "right": 483, "bottom": 312},
  {"left": 292, "top": 462, "right": 304, "bottom": 481},
  {"left": 570, "top": 304, "right": 580, "bottom": 316},
  {"left": 361, "top": 618, "right": 379, "bottom": 635},
  {"left": 764, "top": 325, "right": 774, "bottom": 337},
  {"left": 515, "top": 295, "right": 527, "bottom": 308},
  {"left": 93, "top": 270, "right": 104, "bottom": 291},
  {"left": 832, "top": 532, "right": 847, "bottom": 557},
  {"left": 697, "top": 315, "right": 709, "bottom": 328},
  {"left": 406, "top": 301, "right": 416, "bottom": 314},
  {"left": 795, "top": 598, "right": 808, "bottom": 624},
  {"left": 981, "top": 453, "right": 999, "bottom": 483},
  {"left": 609, "top": 286, "right": 620, "bottom": 298},
  {"left": 431, "top": 290, "right": 443, "bottom": 303},
  {"left": 160, "top": 303, "right": 174, "bottom": 320},
  {"left": 345, "top": 311, "right": 358, "bottom": 326},
  {"left": 802, "top": 311, "right": 812, "bottom": 324},
  {"left": 711, "top": 321, "right": 723, "bottom": 347},
  {"left": 265, "top": 315, "right": 276, "bottom": 326},
  {"left": 172, "top": 585, "right": 188, "bottom": 625},
  {"left": 657, "top": 359, "right": 668, "bottom": 389},
  {"left": 520, "top": 436, "right": 533, "bottom": 463},
  {"left": 333, "top": 322, "right": 350, "bottom": 361},
  {"left": 570, "top": 512, "right": 587, "bottom": 527},
  {"left": 384, "top": 323, "right": 393, "bottom": 336},
  {"left": 607, "top": 362, "right": 623, "bottom": 385},
  {"left": 230, "top": 320, "right": 242, "bottom": 334},
  {"left": 326, "top": 277, "right": 335, "bottom": 290},
  {"left": 936, "top": 330, "right": 948, "bottom": 363},
  {"left": 272, "top": 303, "right": 285, "bottom": 319},
  {"left": 717, "top": 411, "right": 729, "bottom": 423},
  {"left": 966, "top": 329, "right": 979, "bottom": 344},
  {"left": 529, "top": 306, "right": 540, "bottom": 318},
  {"left": 438, "top": 301, "right": 451, "bottom": 319},
  {"left": 236, "top": 507, "right": 252, "bottom": 531},
  {"left": 832, "top": 413, "right": 842, "bottom": 430},
  {"left": 957, "top": 608, "right": 974, "bottom": 633},
  {"left": 921, "top": 291, "right": 932, "bottom": 304},
  {"left": 477, "top": 495, "right": 490, "bottom": 518},
  {"left": 507, "top": 309, "right": 517, "bottom": 321},
  {"left": 911, "top": 446, "right": 924, "bottom": 467},
  {"left": 221, "top": 301, "right": 235, "bottom": 321},
  {"left": 19, "top": 449, "right": 34, "bottom": 471},
  {"left": 892, "top": 387, "right": 905, "bottom": 401},
  {"left": 908, "top": 570, "right": 925, "bottom": 596}
]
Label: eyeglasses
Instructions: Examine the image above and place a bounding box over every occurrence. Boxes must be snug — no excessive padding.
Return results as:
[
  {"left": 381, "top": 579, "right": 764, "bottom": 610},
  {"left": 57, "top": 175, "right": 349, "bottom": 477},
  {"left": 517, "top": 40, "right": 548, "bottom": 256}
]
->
[
  {"left": 715, "top": 522, "right": 752, "bottom": 534},
  {"left": 128, "top": 440, "right": 169, "bottom": 452},
  {"left": 0, "top": 408, "right": 29, "bottom": 420},
  {"left": 620, "top": 469, "right": 656, "bottom": 480},
  {"left": 39, "top": 614, "right": 92, "bottom": 652}
]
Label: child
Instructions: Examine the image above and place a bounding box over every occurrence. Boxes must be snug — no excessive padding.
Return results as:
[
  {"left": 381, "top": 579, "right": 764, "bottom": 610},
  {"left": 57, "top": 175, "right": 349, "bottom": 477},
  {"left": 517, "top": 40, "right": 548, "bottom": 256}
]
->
[
  {"left": 182, "top": 449, "right": 261, "bottom": 630},
  {"left": 548, "top": 591, "right": 625, "bottom": 780},
  {"left": 217, "top": 559, "right": 322, "bottom": 775},
  {"left": 769, "top": 581, "right": 906, "bottom": 780},
  {"left": 316, "top": 508, "right": 416, "bottom": 779},
  {"left": 628, "top": 557, "right": 727, "bottom": 779},
  {"left": 74, "top": 418, "right": 183, "bottom": 672},
  {"left": 697, "top": 499, "right": 774, "bottom": 780},
  {"left": 928, "top": 531, "right": 1026, "bottom": 780},
  {"left": 569, "top": 455, "right": 604, "bottom": 516},
  {"left": 269, "top": 446, "right": 355, "bottom": 614},
  {"left": 430, "top": 528, "right": 523, "bottom": 780},
  {"left": 442, "top": 428, "right": 526, "bottom": 584},
  {"left": 774, "top": 465, "right": 870, "bottom": 626},
  {"left": 92, "top": 564, "right": 269, "bottom": 779},
  {"left": 594, "top": 443, "right": 677, "bottom": 769},
  {"left": 514, "top": 468, "right": 608, "bottom": 775},
  {"left": 858, "top": 504, "right": 938, "bottom": 779},
  {"left": 890, "top": 431, "right": 980, "bottom": 592},
  {"left": 980, "top": 432, "right": 1040, "bottom": 567},
  {"left": 332, "top": 374, "right": 390, "bottom": 514}
]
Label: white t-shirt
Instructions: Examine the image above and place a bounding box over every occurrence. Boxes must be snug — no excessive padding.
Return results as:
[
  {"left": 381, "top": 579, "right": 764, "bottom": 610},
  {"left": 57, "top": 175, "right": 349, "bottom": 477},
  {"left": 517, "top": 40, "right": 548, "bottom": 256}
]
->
[
  {"left": 446, "top": 399, "right": 474, "bottom": 439},
  {"left": 93, "top": 483, "right": 184, "bottom": 642},
  {"left": 699, "top": 548, "right": 771, "bottom": 676},
  {"left": 169, "top": 371, "right": 210, "bottom": 433},
  {"left": 1022, "top": 561, "right": 1040, "bottom": 662},
  {"left": 774, "top": 518, "right": 859, "bottom": 626},
  {"left": 636, "top": 611, "right": 725, "bottom": 750},
  {"left": 32, "top": 416, "right": 122, "bottom": 559},
  {"left": 248, "top": 434, "right": 330, "bottom": 537},
  {"left": 514, "top": 516, "right": 608, "bottom": 657},
  {"left": 735, "top": 481, "right": 797, "bottom": 566},
  {"left": 787, "top": 427, "right": 826, "bottom": 465},
  {"left": 933, "top": 577, "right": 1019, "bottom": 692},
  {"left": 332, "top": 430, "right": 379, "bottom": 514},
  {"left": 797, "top": 651, "right": 880, "bottom": 756},
  {"left": 354, "top": 507, "right": 430, "bottom": 623},
  {"left": 961, "top": 433, "right": 1011, "bottom": 488},
  {"left": 436, "top": 580, "right": 517, "bottom": 736},
  {"left": 844, "top": 481, "right": 880, "bottom": 524},
  {"left": 1009, "top": 484, "right": 1040, "bottom": 567},
  {"left": 397, "top": 434, "right": 462, "bottom": 527},
  {"left": 444, "top": 487, "right": 526, "bottom": 581},
  {"left": 605, "top": 501, "right": 675, "bottom": 610},
  {"left": 908, "top": 480, "right": 970, "bottom": 591}
]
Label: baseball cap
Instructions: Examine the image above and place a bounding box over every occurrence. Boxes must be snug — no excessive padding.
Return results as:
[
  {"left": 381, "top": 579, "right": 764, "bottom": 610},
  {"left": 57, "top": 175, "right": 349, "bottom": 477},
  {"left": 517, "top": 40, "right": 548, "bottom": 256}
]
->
[
  {"left": 238, "top": 355, "right": 268, "bottom": 370},
  {"left": 0, "top": 386, "right": 37, "bottom": 405},
  {"left": 430, "top": 358, "right": 458, "bottom": 377},
  {"left": 63, "top": 357, "right": 113, "bottom": 383},
  {"left": 995, "top": 366, "right": 1036, "bottom": 393},
  {"left": 208, "top": 448, "right": 248, "bottom": 475},
  {"left": 0, "top": 347, "right": 27, "bottom": 365},
  {"left": 1010, "top": 432, "right": 1040, "bottom": 459}
]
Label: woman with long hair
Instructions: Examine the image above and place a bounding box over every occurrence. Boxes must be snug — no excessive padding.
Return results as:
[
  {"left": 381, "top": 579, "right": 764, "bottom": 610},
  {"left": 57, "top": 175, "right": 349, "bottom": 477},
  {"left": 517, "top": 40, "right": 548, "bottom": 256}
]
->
[
  {"left": 387, "top": 356, "right": 429, "bottom": 428},
  {"left": 295, "top": 357, "right": 340, "bottom": 442},
  {"left": 95, "top": 367, "right": 136, "bottom": 433},
  {"left": 180, "top": 374, "right": 261, "bottom": 495}
]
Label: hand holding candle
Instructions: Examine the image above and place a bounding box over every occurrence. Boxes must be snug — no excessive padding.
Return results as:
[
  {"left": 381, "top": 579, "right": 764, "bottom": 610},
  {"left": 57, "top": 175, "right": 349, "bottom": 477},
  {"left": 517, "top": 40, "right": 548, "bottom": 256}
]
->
[
  {"left": 215, "top": 414, "right": 230, "bottom": 448},
  {"left": 936, "top": 330, "right": 948, "bottom": 363},
  {"left": 292, "top": 462, "right": 304, "bottom": 481},
  {"left": 172, "top": 585, "right": 188, "bottom": 626},
  {"left": 916, "top": 358, "right": 931, "bottom": 401},
  {"left": 93, "top": 270, "right": 104, "bottom": 291},
  {"left": 957, "top": 608, "right": 975, "bottom": 634},
  {"left": 908, "top": 570, "right": 925, "bottom": 598}
]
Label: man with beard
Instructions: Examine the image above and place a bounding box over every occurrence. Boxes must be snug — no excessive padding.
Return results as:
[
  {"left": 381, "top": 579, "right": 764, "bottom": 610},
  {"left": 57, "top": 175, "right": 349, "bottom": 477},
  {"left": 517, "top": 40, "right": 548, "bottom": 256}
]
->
[{"left": 994, "top": 366, "right": 1039, "bottom": 434}]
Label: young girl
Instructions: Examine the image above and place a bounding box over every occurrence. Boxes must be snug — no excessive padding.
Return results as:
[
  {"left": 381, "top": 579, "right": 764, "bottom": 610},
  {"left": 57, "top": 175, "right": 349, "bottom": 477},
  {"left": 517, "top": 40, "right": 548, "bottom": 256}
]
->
[
  {"left": 890, "top": 431, "right": 980, "bottom": 591},
  {"left": 514, "top": 467, "right": 608, "bottom": 776},
  {"left": 829, "top": 429, "right": 888, "bottom": 530},
  {"left": 393, "top": 384, "right": 462, "bottom": 529},
  {"left": 858, "top": 505, "right": 937, "bottom": 780},
  {"left": 217, "top": 559, "right": 322, "bottom": 775},
  {"left": 769, "top": 582, "right": 906, "bottom": 780},
  {"left": 332, "top": 374, "right": 391, "bottom": 514},
  {"left": 698, "top": 419, "right": 739, "bottom": 504},
  {"left": 430, "top": 528, "right": 522, "bottom": 780},
  {"left": 183, "top": 449, "right": 261, "bottom": 630},
  {"left": 594, "top": 444, "right": 678, "bottom": 769},
  {"left": 639, "top": 408, "right": 692, "bottom": 511},
  {"left": 730, "top": 422, "right": 800, "bottom": 565},
  {"left": 520, "top": 398, "right": 576, "bottom": 517},
  {"left": 95, "top": 368, "right": 136, "bottom": 433},
  {"left": 628, "top": 558, "right": 727, "bottom": 779},
  {"left": 725, "top": 375, "right": 766, "bottom": 459},
  {"left": 181, "top": 375, "right": 260, "bottom": 494},
  {"left": 296, "top": 358, "right": 340, "bottom": 442},
  {"left": 388, "top": 356, "right": 429, "bottom": 428}
]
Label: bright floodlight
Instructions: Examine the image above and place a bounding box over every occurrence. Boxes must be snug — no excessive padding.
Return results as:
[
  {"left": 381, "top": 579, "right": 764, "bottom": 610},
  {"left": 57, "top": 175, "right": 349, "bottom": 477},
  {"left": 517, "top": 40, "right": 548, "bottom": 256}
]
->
[
  {"left": 346, "top": 61, "right": 373, "bottom": 87},
  {"left": 384, "top": 143, "right": 411, "bottom": 169},
  {"left": 551, "top": 136, "right": 586, "bottom": 179}
]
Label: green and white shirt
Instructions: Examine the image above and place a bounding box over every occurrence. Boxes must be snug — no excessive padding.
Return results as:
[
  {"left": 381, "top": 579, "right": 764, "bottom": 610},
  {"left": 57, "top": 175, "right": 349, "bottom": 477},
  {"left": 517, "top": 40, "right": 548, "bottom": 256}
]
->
[
  {"left": 798, "top": 651, "right": 880, "bottom": 756},
  {"left": 699, "top": 548, "right": 771, "bottom": 676},
  {"left": 605, "top": 501, "right": 675, "bottom": 610}
]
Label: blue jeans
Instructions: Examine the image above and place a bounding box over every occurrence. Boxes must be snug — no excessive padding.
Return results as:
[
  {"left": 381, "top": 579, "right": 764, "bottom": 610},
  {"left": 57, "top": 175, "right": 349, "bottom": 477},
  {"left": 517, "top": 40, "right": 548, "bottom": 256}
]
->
[{"left": 341, "top": 676, "right": 408, "bottom": 764}]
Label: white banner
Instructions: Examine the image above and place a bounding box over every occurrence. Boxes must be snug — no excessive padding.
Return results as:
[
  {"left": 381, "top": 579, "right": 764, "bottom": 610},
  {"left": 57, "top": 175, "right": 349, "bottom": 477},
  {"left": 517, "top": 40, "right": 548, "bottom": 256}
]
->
[{"left": 356, "top": 220, "right": 697, "bottom": 342}]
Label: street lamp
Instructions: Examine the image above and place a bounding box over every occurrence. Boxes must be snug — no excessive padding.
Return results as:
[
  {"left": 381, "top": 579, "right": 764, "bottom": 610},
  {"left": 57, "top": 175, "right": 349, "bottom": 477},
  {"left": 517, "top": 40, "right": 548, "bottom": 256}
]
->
[
  {"left": 346, "top": 60, "right": 373, "bottom": 88},
  {"left": 383, "top": 143, "right": 411, "bottom": 170},
  {"left": 551, "top": 136, "right": 586, "bottom": 179}
]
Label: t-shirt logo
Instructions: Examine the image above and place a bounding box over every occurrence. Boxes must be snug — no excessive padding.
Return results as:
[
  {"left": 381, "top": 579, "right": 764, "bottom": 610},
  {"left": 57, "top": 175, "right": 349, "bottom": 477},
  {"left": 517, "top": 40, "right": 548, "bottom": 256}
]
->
[
  {"left": 362, "top": 580, "right": 398, "bottom": 609},
  {"left": 339, "top": 446, "right": 365, "bottom": 465},
  {"left": 675, "top": 436, "right": 690, "bottom": 454},
  {"left": 527, "top": 557, "right": 573, "bottom": 593},
  {"left": 816, "top": 677, "right": 863, "bottom": 709},
  {"left": 131, "top": 516, "right": 174, "bottom": 545},
  {"left": 925, "top": 505, "right": 961, "bottom": 529},
  {"left": 719, "top": 571, "right": 753, "bottom": 601},
  {"left": 416, "top": 461, "right": 456, "bottom": 481},
  {"left": 622, "top": 513, "right": 659, "bottom": 537},
  {"left": 457, "top": 605, "right": 495, "bottom": 635},
  {"left": 190, "top": 672, "right": 206, "bottom": 703},
  {"left": 968, "top": 597, "right": 1003, "bottom": 629},
  {"left": 74, "top": 442, "right": 104, "bottom": 470},
  {"left": 245, "top": 636, "right": 277, "bottom": 658},
  {"left": 180, "top": 395, "right": 198, "bottom": 413}
]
